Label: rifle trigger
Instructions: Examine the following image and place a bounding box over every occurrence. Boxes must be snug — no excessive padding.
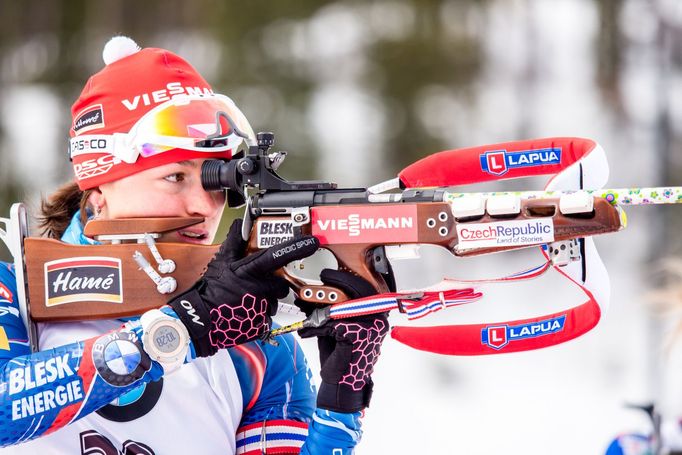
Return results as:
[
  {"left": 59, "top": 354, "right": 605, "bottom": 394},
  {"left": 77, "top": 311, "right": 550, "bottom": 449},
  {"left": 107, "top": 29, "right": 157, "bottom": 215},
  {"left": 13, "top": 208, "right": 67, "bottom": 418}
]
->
[
  {"left": 303, "top": 306, "right": 331, "bottom": 328},
  {"left": 241, "top": 197, "right": 253, "bottom": 241}
]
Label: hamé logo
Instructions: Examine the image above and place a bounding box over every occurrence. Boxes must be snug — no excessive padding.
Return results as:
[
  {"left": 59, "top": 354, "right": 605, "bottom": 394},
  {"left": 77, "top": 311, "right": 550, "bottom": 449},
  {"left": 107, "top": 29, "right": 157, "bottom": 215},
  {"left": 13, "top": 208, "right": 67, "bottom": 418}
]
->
[{"left": 44, "top": 257, "right": 123, "bottom": 306}]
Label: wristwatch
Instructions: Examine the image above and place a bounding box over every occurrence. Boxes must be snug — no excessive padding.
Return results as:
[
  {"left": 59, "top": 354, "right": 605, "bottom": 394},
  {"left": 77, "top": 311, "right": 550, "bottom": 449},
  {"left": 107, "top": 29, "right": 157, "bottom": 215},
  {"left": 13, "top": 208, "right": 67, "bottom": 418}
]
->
[{"left": 140, "top": 309, "right": 190, "bottom": 375}]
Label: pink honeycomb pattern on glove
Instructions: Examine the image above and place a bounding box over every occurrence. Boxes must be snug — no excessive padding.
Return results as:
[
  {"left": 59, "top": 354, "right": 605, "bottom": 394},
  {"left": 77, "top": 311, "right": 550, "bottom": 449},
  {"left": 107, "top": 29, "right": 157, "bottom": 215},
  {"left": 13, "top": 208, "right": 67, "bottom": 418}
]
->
[
  {"left": 337, "top": 318, "right": 389, "bottom": 391},
  {"left": 208, "top": 293, "right": 270, "bottom": 348}
]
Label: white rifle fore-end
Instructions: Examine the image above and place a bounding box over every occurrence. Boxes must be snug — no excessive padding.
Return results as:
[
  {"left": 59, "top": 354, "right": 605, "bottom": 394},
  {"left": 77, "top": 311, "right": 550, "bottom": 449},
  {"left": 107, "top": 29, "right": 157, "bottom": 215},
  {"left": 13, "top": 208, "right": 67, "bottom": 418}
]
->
[
  {"left": 444, "top": 190, "right": 626, "bottom": 257},
  {"left": 485, "top": 195, "right": 521, "bottom": 216},
  {"left": 450, "top": 195, "right": 485, "bottom": 219},
  {"left": 449, "top": 190, "right": 597, "bottom": 219},
  {"left": 559, "top": 192, "right": 594, "bottom": 214}
]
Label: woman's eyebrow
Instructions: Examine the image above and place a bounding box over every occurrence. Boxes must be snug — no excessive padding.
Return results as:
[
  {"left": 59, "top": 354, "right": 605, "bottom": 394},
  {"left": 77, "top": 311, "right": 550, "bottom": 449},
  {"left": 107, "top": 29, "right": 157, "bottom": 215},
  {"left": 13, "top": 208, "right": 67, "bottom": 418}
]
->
[{"left": 176, "top": 160, "right": 197, "bottom": 168}]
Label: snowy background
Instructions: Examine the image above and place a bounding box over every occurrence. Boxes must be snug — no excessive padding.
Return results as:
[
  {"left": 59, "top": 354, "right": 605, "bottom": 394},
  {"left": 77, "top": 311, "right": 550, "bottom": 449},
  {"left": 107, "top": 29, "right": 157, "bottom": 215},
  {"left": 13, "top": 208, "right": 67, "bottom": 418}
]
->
[{"left": 2, "top": 0, "right": 682, "bottom": 453}]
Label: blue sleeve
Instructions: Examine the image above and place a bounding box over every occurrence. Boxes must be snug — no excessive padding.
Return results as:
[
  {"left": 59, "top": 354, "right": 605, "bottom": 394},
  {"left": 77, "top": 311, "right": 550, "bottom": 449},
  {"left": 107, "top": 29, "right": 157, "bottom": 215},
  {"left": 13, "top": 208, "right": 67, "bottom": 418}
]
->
[
  {"left": 300, "top": 409, "right": 363, "bottom": 454},
  {"left": 230, "top": 328, "right": 362, "bottom": 453},
  {"left": 230, "top": 331, "right": 316, "bottom": 424},
  {"left": 0, "top": 262, "right": 165, "bottom": 447}
]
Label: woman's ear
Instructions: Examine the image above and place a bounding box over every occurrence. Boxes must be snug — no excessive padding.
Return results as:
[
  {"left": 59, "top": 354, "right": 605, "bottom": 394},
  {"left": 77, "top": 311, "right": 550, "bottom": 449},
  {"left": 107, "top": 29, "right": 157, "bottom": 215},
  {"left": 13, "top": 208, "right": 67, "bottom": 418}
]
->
[{"left": 86, "top": 188, "right": 106, "bottom": 218}]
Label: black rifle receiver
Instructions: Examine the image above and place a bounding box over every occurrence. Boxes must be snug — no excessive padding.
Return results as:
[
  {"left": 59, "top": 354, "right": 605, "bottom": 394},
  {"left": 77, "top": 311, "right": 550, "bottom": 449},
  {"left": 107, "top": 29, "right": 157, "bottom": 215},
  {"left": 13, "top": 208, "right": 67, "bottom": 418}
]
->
[{"left": 201, "top": 132, "right": 338, "bottom": 207}]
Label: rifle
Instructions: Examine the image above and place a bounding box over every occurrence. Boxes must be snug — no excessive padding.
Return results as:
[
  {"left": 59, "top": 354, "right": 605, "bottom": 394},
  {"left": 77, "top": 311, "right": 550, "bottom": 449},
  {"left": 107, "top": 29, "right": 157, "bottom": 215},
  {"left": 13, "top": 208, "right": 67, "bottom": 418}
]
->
[{"left": 0, "top": 135, "right": 677, "bottom": 354}]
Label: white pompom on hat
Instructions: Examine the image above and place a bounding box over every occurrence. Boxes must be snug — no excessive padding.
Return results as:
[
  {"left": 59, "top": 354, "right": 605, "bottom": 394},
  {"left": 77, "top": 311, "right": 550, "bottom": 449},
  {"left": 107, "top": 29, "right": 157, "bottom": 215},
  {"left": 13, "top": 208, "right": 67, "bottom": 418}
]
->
[{"left": 102, "top": 36, "right": 141, "bottom": 65}]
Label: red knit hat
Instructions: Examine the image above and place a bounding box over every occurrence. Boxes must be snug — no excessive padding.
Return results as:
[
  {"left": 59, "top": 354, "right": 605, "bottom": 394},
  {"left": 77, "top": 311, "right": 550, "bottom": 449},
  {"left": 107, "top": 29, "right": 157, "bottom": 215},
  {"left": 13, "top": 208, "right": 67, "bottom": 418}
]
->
[{"left": 69, "top": 36, "right": 236, "bottom": 190}]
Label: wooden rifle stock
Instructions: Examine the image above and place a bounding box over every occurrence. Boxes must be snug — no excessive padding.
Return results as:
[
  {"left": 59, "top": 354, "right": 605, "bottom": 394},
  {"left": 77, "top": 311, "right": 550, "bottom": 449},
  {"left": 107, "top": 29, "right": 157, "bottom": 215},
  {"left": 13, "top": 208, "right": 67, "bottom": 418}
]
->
[{"left": 25, "top": 217, "right": 217, "bottom": 321}]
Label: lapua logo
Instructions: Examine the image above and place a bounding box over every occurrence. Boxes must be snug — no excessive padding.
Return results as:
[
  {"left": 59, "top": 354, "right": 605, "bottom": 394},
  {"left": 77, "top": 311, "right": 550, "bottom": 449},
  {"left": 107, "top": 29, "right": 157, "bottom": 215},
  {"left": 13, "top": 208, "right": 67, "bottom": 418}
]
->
[
  {"left": 481, "top": 315, "right": 566, "bottom": 350},
  {"left": 44, "top": 257, "right": 123, "bottom": 306},
  {"left": 480, "top": 147, "right": 562, "bottom": 176},
  {"left": 72, "top": 104, "right": 105, "bottom": 134}
]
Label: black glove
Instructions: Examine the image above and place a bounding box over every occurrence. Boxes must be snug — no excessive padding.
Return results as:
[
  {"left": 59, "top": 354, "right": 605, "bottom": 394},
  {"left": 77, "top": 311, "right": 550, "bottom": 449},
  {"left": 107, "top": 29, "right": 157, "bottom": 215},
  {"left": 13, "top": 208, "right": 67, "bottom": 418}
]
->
[
  {"left": 169, "top": 219, "right": 319, "bottom": 357},
  {"left": 298, "top": 269, "right": 389, "bottom": 413}
]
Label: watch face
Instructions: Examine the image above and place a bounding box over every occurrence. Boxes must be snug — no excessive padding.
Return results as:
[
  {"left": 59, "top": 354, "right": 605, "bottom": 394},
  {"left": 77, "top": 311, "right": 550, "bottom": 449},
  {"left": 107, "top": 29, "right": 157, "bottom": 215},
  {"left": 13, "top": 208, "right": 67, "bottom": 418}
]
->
[{"left": 153, "top": 325, "right": 182, "bottom": 354}]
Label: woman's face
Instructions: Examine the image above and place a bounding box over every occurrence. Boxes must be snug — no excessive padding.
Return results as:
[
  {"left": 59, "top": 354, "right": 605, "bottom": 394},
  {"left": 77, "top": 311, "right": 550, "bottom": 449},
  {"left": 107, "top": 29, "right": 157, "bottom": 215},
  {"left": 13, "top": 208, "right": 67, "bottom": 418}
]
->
[{"left": 96, "top": 159, "right": 225, "bottom": 244}]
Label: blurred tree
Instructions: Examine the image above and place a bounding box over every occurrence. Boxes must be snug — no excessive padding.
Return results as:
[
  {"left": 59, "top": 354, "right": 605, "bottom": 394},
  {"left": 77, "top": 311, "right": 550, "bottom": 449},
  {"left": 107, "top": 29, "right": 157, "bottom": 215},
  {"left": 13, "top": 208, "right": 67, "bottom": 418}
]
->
[{"left": 595, "top": 0, "right": 624, "bottom": 112}]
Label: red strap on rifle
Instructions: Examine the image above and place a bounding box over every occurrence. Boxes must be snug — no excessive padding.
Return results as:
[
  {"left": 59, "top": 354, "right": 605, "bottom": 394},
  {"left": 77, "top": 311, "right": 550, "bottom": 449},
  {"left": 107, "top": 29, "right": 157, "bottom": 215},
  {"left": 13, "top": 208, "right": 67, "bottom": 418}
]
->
[
  {"left": 398, "top": 137, "right": 598, "bottom": 188},
  {"left": 391, "top": 137, "right": 610, "bottom": 355}
]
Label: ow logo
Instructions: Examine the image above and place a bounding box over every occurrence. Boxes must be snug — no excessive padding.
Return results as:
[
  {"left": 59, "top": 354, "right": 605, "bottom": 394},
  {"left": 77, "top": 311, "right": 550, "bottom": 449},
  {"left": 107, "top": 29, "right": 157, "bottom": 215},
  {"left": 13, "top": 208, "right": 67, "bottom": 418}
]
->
[{"left": 180, "top": 300, "right": 204, "bottom": 326}]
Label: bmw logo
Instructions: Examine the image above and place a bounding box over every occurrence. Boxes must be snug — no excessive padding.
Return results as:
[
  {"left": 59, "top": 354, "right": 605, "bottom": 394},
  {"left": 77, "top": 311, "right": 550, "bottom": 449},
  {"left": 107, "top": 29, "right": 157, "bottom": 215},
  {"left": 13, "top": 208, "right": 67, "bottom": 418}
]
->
[{"left": 93, "top": 330, "right": 151, "bottom": 387}]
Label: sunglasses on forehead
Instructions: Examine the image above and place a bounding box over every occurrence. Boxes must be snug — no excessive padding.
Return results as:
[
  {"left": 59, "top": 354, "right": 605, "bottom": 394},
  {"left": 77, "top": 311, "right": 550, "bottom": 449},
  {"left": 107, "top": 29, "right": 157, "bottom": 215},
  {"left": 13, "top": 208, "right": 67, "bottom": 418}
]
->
[{"left": 69, "top": 94, "right": 256, "bottom": 163}]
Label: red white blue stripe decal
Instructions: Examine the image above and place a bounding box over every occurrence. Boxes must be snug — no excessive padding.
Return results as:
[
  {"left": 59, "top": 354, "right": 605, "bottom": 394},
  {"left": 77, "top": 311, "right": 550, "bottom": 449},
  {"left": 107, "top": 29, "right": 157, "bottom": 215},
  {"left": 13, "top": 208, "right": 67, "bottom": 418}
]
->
[
  {"left": 236, "top": 419, "right": 308, "bottom": 454},
  {"left": 328, "top": 261, "right": 551, "bottom": 321},
  {"left": 329, "top": 288, "right": 482, "bottom": 321}
]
